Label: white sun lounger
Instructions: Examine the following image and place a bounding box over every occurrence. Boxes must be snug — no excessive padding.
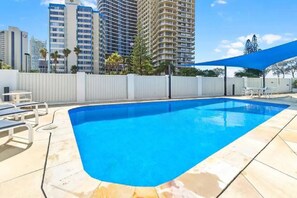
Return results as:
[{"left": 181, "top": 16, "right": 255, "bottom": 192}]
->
[
  {"left": 0, "top": 102, "right": 48, "bottom": 115},
  {"left": 0, "top": 108, "right": 39, "bottom": 125},
  {"left": 0, "top": 120, "right": 33, "bottom": 143}
]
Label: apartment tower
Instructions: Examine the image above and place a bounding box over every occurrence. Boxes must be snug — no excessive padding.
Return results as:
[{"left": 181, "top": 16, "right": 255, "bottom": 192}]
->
[
  {"left": 30, "top": 37, "right": 47, "bottom": 71},
  {"left": 138, "top": 0, "right": 195, "bottom": 66},
  {"left": 49, "top": 0, "right": 105, "bottom": 73},
  {"left": 97, "top": 0, "right": 137, "bottom": 57},
  {"left": 0, "top": 26, "right": 29, "bottom": 71}
]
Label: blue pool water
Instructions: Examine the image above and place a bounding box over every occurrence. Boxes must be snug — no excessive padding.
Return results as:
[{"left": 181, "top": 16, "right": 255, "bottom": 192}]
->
[{"left": 69, "top": 98, "right": 288, "bottom": 187}]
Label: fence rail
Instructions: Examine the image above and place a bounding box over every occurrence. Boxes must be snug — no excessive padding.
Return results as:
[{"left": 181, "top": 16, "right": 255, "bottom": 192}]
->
[{"left": 0, "top": 70, "right": 294, "bottom": 104}]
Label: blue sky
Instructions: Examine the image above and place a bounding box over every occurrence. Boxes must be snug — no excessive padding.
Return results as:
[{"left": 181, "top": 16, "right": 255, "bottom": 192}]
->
[{"left": 0, "top": 0, "right": 297, "bottom": 64}]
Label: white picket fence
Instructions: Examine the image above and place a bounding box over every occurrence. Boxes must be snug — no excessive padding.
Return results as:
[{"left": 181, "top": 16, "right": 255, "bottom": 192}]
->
[{"left": 0, "top": 70, "right": 294, "bottom": 104}]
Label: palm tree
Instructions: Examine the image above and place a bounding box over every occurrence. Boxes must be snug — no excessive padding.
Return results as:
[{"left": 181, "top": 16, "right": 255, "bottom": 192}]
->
[
  {"left": 155, "top": 61, "right": 175, "bottom": 75},
  {"left": 74, "top": 46, "right": 81, "bottom": 71},
  {"left": 63, "top": 48, "right": 71, "bottom": 73},
  {"left": 105, "top": 52, "right": 123, "bottom": 74},
  {"left": 39, "top": 48, "right": 48, "bottom": 73},
  {"left": 50, "top": 51, "right": 60, "bottom": 73}
]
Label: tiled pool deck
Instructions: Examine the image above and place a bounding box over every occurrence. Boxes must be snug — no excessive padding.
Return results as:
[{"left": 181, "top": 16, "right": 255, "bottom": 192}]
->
[{"left": 0, "top": 95, "right": 297, "bottom": 198}]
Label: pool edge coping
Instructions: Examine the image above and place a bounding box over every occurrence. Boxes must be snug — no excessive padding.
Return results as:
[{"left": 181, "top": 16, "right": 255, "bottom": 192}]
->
[{"left": 42, "top": 97, "right": 297, "bottom": 197}]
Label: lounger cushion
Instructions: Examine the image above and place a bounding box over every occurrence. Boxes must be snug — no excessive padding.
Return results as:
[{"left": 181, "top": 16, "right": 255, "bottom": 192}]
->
[
  {"left": 0, "top": 120, "right": 26, "bottom": 130},
  {"left": 0, "top": 108, "right": 30, "bottom": 116},
  {"left": 15, "top": 102, "right": 45, "bottom": 107},
  {"left": 0, "top": 104, "right": 14, "bottom": 111}
]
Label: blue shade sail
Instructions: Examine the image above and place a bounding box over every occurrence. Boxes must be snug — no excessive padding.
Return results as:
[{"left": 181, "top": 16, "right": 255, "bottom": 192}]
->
[{"left": 192, "top": 41, "right": 297, "bottom": 70}]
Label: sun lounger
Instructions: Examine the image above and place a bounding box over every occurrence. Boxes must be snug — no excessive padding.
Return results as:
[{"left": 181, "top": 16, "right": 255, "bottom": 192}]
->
[
  {"left": 0, "top": 101, "right": 48, "bottom": 116},
  {"left": 0, "top": 120, "right": 33, "bottom": 143},
  {"left": 0, "top": 104, "right": 14, "bottom": 111},
  {"left": 0, "top": 108, "right": 39, "bottom": 125},
  {"left": 14, "top": 101, "right": 48, "bottom": 115}
]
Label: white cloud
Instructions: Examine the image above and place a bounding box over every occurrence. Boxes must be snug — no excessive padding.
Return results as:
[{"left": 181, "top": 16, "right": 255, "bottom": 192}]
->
[
  {"left": 214, "top": 48, "right": 222, "bottom": 53},
  {"left": 237, "top": 34, "right": 258, "bottom": 43},
  {"left": 214, "top": 33, "right": 295, "bottom": 58},
  {"left": 225, "top": 48, "right": 242, "bottom": 57},
  {"left": 214, "top": 40, "right": 245, "bottom": 58},
  {"left": 211, "top": 0, "right": 227, "bottom": 7},
  {"left": 41, "top": 0, "right": 64, "bottom": 5},
  {"left": 41, "top": 0, "right": 97, "bottom": 9},
  {"left": 261, "top": 34, "right": 282, "bottom": 44},
  {"left": 80, "top": 0, "right": 97, "bottom": 9},
  {"left": 230, "top": 41, "right": 244, "bottom": 49},
  {"left": 221, "top": 40, "right": 229, "bottom": 44}
]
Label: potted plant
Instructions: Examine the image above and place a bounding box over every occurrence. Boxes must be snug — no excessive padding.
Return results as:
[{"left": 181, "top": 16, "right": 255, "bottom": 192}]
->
[{"left": 292, "top": 80, "right": 297, "bottom": 92}]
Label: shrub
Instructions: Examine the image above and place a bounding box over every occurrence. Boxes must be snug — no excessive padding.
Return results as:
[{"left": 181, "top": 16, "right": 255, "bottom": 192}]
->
[
  {"left": 71, "top": 65, "right": 78, "bottom": 74},
  {"left": 292, "top": 80, "right": 297, "bottom": 88}
]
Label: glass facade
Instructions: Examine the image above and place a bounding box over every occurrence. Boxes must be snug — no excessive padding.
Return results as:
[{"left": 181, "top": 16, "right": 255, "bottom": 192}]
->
[
  {"left": 97, "top": 0, "right": 137, "bottom": 57},
  {"left": 49, "top": 2, "right": 105, "bottom": 73}
]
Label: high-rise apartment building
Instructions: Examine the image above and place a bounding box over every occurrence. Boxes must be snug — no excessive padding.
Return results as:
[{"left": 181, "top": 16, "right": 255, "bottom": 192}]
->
[
  {"left": 0, "top": 26, "right": 28, "bottom": 71},
  {"left": 49, "top": 0, "right": 105, "bottom": 73},
  {"left": 97, "top": 0, "right": 137, "bottom": 57},
  {"left": 30, "top": 37, "right": 47, "bottom": 71},
  {"left": 138, "top": 0, "right": 195, "bottom": 66}
]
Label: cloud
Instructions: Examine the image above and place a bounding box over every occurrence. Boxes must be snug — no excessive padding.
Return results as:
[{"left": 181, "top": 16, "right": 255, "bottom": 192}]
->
[
  {"left": 261, "top": 34, "right": 282, "bottom": 44},
  {"left": 230, "top": 41, "right": 244, "bottom": 48},
  {"left": 41, "top": 0, "right": 97, "bottom": 9},
  {"left": 225, "top": 48, "right": 242, "bottom": 57},
  {"left": 211, "top": 0, "right": 227, "bottom": 7},
  {"left": 214, "top": 48, "right": 222, "bottom": 53},
  {"left": 214, "top": 39, "right": 245, "bottom": 58},
  {"left": 80, "top": 0, "right": 97, "bottom": 9},
  {"left": 41, "top": 0, "right": 64, "bottom": 5},
  {"left": 215, "top": 33, "right": 295, "bottom": 58}
]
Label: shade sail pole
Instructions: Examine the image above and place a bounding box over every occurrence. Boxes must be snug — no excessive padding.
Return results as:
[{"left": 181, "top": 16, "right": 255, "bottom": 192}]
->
[
  {"left": 263, "top": 70, "right": 266, "bottom": 88},
  {"left": 168, "top": 64, "right": 172, "bottom": 99},
  {"left": 224, "top": 66, "right": 227, "bottom": 96}
]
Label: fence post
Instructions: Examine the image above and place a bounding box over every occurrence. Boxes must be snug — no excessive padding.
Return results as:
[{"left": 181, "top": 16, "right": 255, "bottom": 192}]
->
[
  {"left": 127, "top": 74, "right": 135, "bottom": 100},
  {"left": 77, "top": 72, "right": 86, "bottom": 103},
  {"left": 243, "top": 77, "right": 248, "bottom": 87},
  {"left": 165, "top": 75, "right": 169, "bottom": 98},
  {"left": 197, "top": 76, "right": 203, "bottom": 97}
]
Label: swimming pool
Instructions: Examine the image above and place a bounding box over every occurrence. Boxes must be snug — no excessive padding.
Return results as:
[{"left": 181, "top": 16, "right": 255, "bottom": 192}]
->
[{"left": 69, "top": 98, "right": 288, "bottom": 187}]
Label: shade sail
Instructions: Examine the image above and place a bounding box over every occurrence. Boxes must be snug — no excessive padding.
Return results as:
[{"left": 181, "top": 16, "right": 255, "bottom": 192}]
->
[{"left": 192, "top": 40, "right": 297, "bottom": 70}]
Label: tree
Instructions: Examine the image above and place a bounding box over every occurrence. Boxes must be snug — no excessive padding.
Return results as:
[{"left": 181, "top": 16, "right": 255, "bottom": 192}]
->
[
  {"left": 120, "top": 56, "right": 133, "bottom": 75},
  {"left": 74, "top": 46, "right": 81, "bottom": 71},
  {"left": 131, "top": 24, "right": 154, "bottom": 75},
  {"left": 271, "top": 62, "right": 288, "bottom": 78},
  {"left": 30, "top": 69, "right": 39, "bottom": 73},
  {"left": 236, "top": 34, "right": 262, "bottom": 77},
  {"left": 285, "top": 58, "right": 297, "bottom": 78},
  {"left": 105, "top": 52, "right": 123, "bottom": 74},
  {"left": 177, "top": 67, "right": 200, "bottom": 76},
  {"left": 202, "top": 69, "right": 218, "bottom": 77},
  {"left": 63, "top": 48, "right": 71, "bottom": 73},
  {"left": 50, "top": 51, "right": 60, "bottom": 73},
  {"left": 0, "top": 63, "right": 12, "bottom": 70},
  {"left": 213, "top": 68, "right": 224, "bottom": 77},
  {"left": 235, "top": 69, "right": 262, "bottom": 77},
  {"left": 155, "top": 61, "right": 176, "bottom": 75},
  {"left": 39, "top": 48, "right": 48, "bottom": 72},
  {"left": 70, "top": 65, "right": 78, "bottom": 74}
]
